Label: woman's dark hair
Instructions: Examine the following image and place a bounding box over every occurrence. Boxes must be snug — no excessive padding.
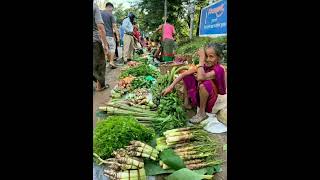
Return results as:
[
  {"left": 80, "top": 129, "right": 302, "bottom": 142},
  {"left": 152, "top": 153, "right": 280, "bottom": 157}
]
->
[
  {"left": 146, "top": 37, "right": 149, "bottom": 41},
  {"left": 165, "top": 16, "right": 173, "bottom": 24},
  {"left": 105, "top": 2, "right": 114, "bottom": 8},
  {"left": 205, "top": 43, "right": 223, "bottom": 59}
]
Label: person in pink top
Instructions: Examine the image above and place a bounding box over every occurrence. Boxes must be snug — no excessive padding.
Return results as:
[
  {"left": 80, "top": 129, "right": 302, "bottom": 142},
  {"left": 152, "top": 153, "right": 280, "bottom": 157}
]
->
[{"left": 155, "top": 16, "right": 176, "bottom": 62}]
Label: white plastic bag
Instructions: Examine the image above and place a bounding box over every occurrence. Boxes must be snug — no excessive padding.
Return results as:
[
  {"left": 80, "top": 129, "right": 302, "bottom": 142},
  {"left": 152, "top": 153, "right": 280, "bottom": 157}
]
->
[
  {"left": 217, "top": 107, "right": 227, "bottom": 125},
  {"left": 212, "top": 94, "right": 227, "bottom": 114}
]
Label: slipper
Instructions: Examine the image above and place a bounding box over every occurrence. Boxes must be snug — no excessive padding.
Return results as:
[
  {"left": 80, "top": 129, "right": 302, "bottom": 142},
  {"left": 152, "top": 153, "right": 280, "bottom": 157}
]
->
[
  {"left": 189, "top": 114, "right": 200, "bottom": 123},
  {"left": 96, "top": 84, "right": 109, "bottom": 92},
  {"left": 110, "top": 64, "right": 117, "bottom": 69},
  {"left": 190, "top": 114, "right": 209, "bottom": 124}
]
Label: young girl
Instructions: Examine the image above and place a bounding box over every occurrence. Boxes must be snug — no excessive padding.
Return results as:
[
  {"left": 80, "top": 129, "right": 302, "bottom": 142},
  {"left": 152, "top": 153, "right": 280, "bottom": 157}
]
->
[{"left": 162, "top": 43, "right": 226, "bottom": 123}]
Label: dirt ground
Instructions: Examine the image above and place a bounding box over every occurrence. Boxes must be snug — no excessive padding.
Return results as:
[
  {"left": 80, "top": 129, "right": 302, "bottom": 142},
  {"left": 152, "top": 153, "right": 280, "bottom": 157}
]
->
[
  {"left": 93, "top": 62, "right": 227, "bottom": 180},
  {"left": 93, "top": 64, "right": 122, "bottom": 128}
]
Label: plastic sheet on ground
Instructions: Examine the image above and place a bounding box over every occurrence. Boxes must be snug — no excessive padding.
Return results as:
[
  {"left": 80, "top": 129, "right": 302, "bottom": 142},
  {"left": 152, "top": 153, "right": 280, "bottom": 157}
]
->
[
  {"left": 187, "top": 108, "right": 227, "bottom": 134},
  {"left": 93, "top": 163, "right": 156, "bottom": 180}
]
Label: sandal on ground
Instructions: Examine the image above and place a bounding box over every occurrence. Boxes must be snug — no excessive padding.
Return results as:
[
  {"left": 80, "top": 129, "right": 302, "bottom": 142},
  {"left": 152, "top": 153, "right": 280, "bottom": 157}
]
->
[
  {"left": 189, "top": 114, "right": 209, "bottom": 124},
  {"left": 96, "top": 84, "right": 109, "bottom": 92},
  {"left": 109, "top": 64, "right": 117, "bottom": 69}
]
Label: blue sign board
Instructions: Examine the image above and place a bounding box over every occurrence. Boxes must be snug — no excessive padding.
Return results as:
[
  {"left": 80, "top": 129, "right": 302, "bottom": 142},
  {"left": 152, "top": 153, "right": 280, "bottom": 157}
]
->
[{"left": 199, "top": 0, "right": 227, "bottom": 37}]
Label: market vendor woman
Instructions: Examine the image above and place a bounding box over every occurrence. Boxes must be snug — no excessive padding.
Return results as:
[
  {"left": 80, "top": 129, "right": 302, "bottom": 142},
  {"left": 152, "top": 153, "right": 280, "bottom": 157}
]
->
[
  {"left": 155, "top": 16, "right": 176, "bottom": 62},
  {"left": 162, "top": 43, "right": 226, "bottom": 123}
]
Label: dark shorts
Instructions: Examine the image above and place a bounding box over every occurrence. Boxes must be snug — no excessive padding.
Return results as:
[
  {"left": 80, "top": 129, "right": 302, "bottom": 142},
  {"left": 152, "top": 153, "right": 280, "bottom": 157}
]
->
[{"left": 93, "top": 42, "right": 106, "bottom": 86}]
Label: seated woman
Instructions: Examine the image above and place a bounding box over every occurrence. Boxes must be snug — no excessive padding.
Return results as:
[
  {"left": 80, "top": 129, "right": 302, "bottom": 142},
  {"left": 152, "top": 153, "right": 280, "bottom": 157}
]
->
[{"left": 162, "top": 43, "right": 226, "bottom": 123}]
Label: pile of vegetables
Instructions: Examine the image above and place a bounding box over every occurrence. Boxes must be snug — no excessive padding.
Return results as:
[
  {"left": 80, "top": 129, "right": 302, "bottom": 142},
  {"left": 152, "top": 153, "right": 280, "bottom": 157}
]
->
[
  {"left": 94, "top": 141, "right": 158, "bottom": 180},
  {"left": 153, "top": 92, "right": 186, "bottom": 134},
  {"left": 151, "top": 66, "right": 188, "bottom": 106},
  {"left": 135, "top": 48, "right": 144, "bottom": 55},
  {"left": 156, "top": 126, "right": 223, "bottom": 170},
  {"left": 111, "top": 76, "right": 135, "bottom": 98},
  {"left": 105, "top": 168, "right": 146, "bottom": 180},
  {"left": 124, "top": 88, "right": 156, "bottom": 108},
  {"left": 120, "top": 64, "right": 160, "bottom": 79},
  {"left": 149, "top": 66, "right": 189, "bottom": 134},
  {"left": 93, "top": 116, "right": 155, "bottom": 162},
  {"left": 127, "top": 61, "right": 140, "bottom": 67},
  {"left": 118, "top": 76, "right": 135, "bottom": 90},
  {"left": 99, "top": 100, "right": 158, "bottom": 127},
  {"left": 131, "top": 76, "right": 154, "bottom": 90}
]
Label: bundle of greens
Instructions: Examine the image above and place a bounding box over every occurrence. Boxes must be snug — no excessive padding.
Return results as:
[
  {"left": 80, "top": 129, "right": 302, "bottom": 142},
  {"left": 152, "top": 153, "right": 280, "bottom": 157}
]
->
[
  {"left": 94, "top": 152, "right": 144, "bottom": 170},
  {"left": 93, "top": 116, "right": 155, "bottom": 163},
  {"left": 149, "top": 66, "right": 189, "bottom": 135},
  {"left": 151, "top": 92, "right": 186, "bottom": 134},
  {"left": 155, "top": 126, "right": 223, "bottom": 170},
  {"left": 120, "top": 64, "right": 159, "bottom": 79},
  {"left": 151, "top": 66, "right": 189, "bottom": 106},
  {"left": 131, "top": 76, "right": 154, "bottom": 90},
  {"left": 100, "top": 141, "right": 158, "bottom": 179},
  {"left": 99, "top": 101, "right": 158, "bottom": 126},
  {"left": 104, "top": 168, "right": 147, "bottom": 180},
  {"left": 126, "top": 141, "right": 159, "bottom": 161}
]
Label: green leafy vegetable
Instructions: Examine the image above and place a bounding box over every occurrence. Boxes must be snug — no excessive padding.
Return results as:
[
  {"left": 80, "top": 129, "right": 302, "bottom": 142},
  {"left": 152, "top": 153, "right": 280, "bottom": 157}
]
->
[
  {"left": 167, "top": 168, "right": 213, "bottom": 180},
  {"left": 144, "top": 159, "right": 175, "bottom": 176},
  {"left": 120, "top": 64, "right": 160, "bottom": 79},
  {"left": 152, "top": 92, "right": 186, "bottom": 134},
  {"left": 193, "top": 164, "right": 221, "bottom": 175},
  {"left": 160, "top": 149, "right": 185, "bottom": 170},
  {"left": 131, "top": 76, "right": 154, "bottom": 90},
  {"left": 93, "top": 116, "right": 155, "bottom": 163}
]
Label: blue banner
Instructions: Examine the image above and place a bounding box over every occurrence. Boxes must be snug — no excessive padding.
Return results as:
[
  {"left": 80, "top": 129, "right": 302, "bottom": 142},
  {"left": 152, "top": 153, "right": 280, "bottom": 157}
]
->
[{"left": 199, "top": 0, "right": 227, "bottom": 37}]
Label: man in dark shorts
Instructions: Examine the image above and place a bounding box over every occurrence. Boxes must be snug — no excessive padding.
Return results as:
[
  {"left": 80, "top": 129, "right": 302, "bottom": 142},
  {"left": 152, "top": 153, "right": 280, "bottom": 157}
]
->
[{"left": 93, "top": 3, "right": 109, "bottom": 91}]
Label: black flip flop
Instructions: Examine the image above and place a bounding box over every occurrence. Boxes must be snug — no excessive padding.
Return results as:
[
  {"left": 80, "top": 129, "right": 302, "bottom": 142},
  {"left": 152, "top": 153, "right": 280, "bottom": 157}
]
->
[
  {"left": 110, "top": 64, "right": 117, "bottom": 69},
  {"left": 96, "top": 84, "right": 110, "bottom": 92}
]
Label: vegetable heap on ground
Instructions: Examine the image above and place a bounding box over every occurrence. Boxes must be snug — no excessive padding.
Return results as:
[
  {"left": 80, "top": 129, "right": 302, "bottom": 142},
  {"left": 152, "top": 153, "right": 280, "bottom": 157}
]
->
[
  {"left": 120, "top": 64, "right": 160, "bottom": 79},
  {"left": 131, "top": 76, "right": 154, "bottom": 90},
  {"left": 94, "top": 141, "right": 159, "bottom": 180},
  {"left": 93, "top": 116, "right": 155, "bottom": 163},
  {"left": 156, "top": 126, "right": 223, "bottom": 170},
  {"left": 150, "top": 66, "right": 189, "bottom": 134},
  {"left": 111, "top": 76, "right": 135, "bottom": 98},
  {"left": 95, "top": 45, "right": 226, "bottom": 179}
]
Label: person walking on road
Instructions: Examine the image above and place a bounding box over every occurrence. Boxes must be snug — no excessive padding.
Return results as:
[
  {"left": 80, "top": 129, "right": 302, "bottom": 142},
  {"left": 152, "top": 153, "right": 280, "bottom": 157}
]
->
[
  {"left": 122, "top": 12, "right": 136, "bottom": 63},
  {"left": 155, "top": 16, "right": 176, "bottom": 62},
  {"left": 101, "top": 2, "right": 119, "bottom": 69},
  {"left": 93, "top": 2, "right": 109, "bottom": 91}
]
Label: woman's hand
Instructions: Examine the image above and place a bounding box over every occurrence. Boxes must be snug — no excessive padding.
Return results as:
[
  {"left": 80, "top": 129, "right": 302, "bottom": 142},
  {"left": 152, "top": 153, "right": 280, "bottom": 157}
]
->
[{"left": 161, "top": 85, "right": 174, "bottom": 96}]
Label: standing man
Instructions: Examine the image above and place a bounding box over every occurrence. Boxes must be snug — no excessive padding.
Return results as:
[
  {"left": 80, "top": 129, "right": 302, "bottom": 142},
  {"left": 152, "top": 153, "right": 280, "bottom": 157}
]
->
[
  {"left": 101, "top": 2, "right": 120, "bottom": 69},
  {"left": 122, "top": 12, "right": 136, "bottom": 63},
  {"left": 93, "top": 2, "right": 109, "bottom": 91}
]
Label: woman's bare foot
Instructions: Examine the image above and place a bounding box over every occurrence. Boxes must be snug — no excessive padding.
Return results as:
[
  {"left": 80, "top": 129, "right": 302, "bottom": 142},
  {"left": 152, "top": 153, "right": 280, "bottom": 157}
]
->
[{"left": 189, "top": 113, "right": 209, "bottom": 124}]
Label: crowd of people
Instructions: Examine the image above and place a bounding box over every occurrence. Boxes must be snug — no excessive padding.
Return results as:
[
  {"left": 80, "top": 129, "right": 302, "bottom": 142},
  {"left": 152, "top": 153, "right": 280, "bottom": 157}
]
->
[{"left": 93, "top": 2, "right": 179, "bottom": 92}]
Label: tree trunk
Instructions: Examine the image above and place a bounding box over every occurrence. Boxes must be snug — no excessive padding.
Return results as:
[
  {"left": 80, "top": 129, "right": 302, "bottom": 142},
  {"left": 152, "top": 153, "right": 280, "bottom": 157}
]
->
[{"left": 196, "top": 9, "right": 201, "bottom": 36}]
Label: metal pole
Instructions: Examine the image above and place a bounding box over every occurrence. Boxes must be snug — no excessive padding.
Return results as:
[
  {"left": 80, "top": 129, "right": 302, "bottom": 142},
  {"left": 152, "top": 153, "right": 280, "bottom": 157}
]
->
[
  {"left": 164, "top": 0, "right": 167, "bottom": 23},
  {"left": 189, "top": 2, "right": 195, "bottom": 39}
]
